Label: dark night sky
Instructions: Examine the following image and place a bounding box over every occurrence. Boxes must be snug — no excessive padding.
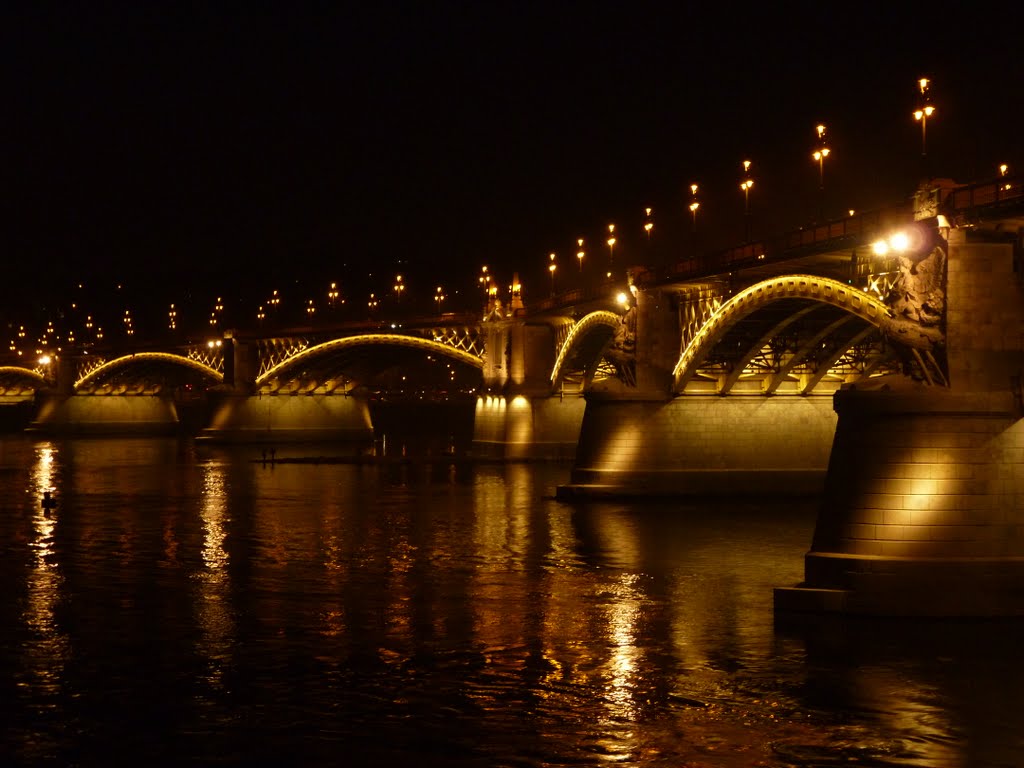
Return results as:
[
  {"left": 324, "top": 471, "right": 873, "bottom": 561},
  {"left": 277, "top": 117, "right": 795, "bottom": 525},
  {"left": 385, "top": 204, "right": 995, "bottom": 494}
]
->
[{"left": 2, "top": 1, "right": 1022, "bottom": 326}]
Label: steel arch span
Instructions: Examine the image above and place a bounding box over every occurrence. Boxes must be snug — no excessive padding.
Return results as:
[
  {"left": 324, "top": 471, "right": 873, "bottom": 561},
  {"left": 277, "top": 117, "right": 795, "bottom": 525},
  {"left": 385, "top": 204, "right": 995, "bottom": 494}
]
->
[
  {"left": 0, "top": 366, "right": 48, "bottom": 388},
  {"left": 75, "top": 353, "right": 224, "bottom": 390},
  {"left": 549, "top": 311, "right": 622, "bottom": 391},
  {"left": 256, "top": 334, "right": 484, "bottom": 388},
  {"left": 672, "top": 275, "right": 891, "bottom": 394}
]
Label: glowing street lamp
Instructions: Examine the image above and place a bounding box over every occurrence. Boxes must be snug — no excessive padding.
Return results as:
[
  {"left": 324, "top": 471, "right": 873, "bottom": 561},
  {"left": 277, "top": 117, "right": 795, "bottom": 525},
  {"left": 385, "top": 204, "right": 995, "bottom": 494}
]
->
[
  {"left": 913, "top": 77, "right": 936, "bottom": 174},
  {"left": 999, "top": 163, "right": 1012, "bottom": 191},
  {"left": 393, "top": 274, "right": 405, "bottom": 303},
  {"left": 643, "top": 208, "right": 653, "bottom": 240},
  {"left": 689, "top": 183, "right": 700, "bottom": 233},
  {"left": 548, "top": 253, "right": 557, "bottom": 295},
  {"left": 434, "top": 286, "right": 445, "bottom": 312},
  {"left": 577, "top": 237, "right": 585, "bottom": 272},
  {"left": 740, "top": 160, "right": 754, "bottom": 241},
  {"left": 812, "top": 124, "right": 831, "bottom": 219}
]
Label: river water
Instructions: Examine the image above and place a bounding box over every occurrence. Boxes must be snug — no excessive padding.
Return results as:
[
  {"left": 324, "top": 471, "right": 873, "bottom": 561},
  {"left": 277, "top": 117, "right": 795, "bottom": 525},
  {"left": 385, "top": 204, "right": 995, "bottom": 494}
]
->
[{"left": 1, "top": 435, "right": 1023, "bottom": 767}]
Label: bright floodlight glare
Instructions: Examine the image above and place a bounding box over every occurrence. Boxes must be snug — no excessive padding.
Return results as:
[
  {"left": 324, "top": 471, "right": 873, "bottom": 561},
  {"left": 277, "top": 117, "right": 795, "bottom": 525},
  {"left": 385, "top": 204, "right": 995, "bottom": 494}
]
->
[
  {"left": 872, "top": 240, "right": 889, "bottom": 256},
  {"left": 616, "top": 292, "right": 629, "bottom": 306},
  {"left": 38, "top": 355, "right": 51, "bottom": 365},
  {"left": 890, "top": 232, "right": 911, "bottom": 252}
]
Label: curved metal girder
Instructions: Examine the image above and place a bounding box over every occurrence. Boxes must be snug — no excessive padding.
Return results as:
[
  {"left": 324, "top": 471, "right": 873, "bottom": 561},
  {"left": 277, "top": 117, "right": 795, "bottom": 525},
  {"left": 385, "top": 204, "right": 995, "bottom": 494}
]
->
[
  {"left": 760, "top": 314, "right": 855, "bottom": 395},
  {"left": 0, "top": 366, "right": 47, "bottom": 387},
  {"left": 797, "top": 325, "right": 881, "bottom": 394},
  {"left": 717, "top": 304, "right": 821, "bottom": 394},
  {"left": 75, "top": 352, "right": 224, "bottom": 390},
  {"left": 550, "top": 311, "right": 621, "bottom": 390},
  {"left": 673, "top": 275, "right": 890, "bottom": 394},
  {"left": 256, "top": 334, "right": 483, "bottom": 387}
]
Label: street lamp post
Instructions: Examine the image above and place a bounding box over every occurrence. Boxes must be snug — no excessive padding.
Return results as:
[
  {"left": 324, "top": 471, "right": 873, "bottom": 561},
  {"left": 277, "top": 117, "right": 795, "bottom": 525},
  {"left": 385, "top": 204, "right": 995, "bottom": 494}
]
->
[
  {"left": 812, "top": 124, "right": 830, "bottom": 220},
  {"left": 913, "top": 77, "right": 936, "bottom": 178},
  {"left": 740, "top": 160, "right": 753, "bottom": 241},
  {"left": 577, "top": 238, "right": 585, "bottom": 272},
  {"left": 643, "top": 208, "right": 653, "bottom": 240},
  {"left": 548, "top": 253, "right": 557, "bottom": 295},
  {"left": 689, "top": 183, "right": 699, "bottom": 234}
]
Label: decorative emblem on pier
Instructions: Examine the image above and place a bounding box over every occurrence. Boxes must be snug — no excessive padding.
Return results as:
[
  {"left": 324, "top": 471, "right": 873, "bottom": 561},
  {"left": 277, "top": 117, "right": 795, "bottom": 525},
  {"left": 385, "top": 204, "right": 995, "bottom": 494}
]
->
[
  {"left": 604, "top": 305, "right": 637, "bottom": 387},
  {"left": 877, "top": 225, "right": 948, "bottom": 386}
]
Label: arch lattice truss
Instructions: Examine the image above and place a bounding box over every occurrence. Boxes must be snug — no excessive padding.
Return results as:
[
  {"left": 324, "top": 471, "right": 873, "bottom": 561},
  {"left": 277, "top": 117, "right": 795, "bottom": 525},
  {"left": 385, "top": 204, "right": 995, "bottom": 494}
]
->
[
  {"left": 672, "top": 275, "right": 894, "bottom": 395},
  {"left": 256, "top": 333, "right": 484, "bottom": 388},
  {"left": 549, "top": 311, "right": 622, "bottom": 391},
  {"left": 74, "top": 352, "right": 224, "bottom": 391},
  {"left": 0, "top": 366, "right": 48, "bottom": 395}
]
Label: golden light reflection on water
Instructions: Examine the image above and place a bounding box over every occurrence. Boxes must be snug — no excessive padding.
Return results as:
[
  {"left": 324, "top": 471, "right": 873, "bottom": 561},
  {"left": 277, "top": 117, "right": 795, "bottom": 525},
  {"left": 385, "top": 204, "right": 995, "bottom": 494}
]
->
[
  {"left": 196, "top": 462, "right": 234, "bottom": 688},
  {"left": 24, "top": 442, "right": 69, "bottom": 698}
]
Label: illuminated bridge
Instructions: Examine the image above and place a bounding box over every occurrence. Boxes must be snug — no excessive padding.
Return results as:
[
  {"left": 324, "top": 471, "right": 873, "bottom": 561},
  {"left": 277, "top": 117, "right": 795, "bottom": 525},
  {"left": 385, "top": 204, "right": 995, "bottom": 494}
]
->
[{"left": 8, "top": 174, "right": 1024, "bottom": 615}]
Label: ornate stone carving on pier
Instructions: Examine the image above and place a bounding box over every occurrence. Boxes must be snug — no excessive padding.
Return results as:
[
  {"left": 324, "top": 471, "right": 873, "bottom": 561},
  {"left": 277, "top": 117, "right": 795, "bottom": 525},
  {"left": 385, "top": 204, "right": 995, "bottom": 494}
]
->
[
  {"left": 879, "top": 226, "right": 949, "bottom": 385},
  {"left": 603, "top": 305, "right": 637, "bottom": 387}
]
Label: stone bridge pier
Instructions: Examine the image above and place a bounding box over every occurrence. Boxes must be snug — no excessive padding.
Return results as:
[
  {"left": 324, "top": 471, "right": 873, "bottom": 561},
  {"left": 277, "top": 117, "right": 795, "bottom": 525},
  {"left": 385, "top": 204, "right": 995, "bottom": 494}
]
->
[
  {"left": 777, "top": 226, "right": 1024, "bottom": 616},
  {"left": 197, "top": 333, "right": 373, "bottom": 444},
  {"left": 470, "top": 314, "right": 587, "bottom": 460},
  {"left": 559, "top": 283, "right": 840, "bottom": 498}
]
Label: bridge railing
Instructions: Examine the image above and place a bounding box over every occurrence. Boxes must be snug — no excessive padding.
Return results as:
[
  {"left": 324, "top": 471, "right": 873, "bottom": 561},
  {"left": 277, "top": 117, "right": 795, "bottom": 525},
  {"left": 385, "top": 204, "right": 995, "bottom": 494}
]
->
[
  {"left": 527, "top": 278, "right": 622, "bottom": 315},
  {"left": 944, "top": 174, "right": 1023, "bottom": 213},
  {"left": 635, "top": 203, "right": 913, "bottom": 289}
]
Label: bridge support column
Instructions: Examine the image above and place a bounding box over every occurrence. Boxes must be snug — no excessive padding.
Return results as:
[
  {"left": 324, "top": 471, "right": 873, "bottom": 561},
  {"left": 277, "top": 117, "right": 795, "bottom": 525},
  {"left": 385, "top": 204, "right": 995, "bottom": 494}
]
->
[
  {"left": 472, "top": 318, "right": 587, "bottom": 460},
  {"left": 225, "top": 333, "right": 258, "bottom": 393},
  {"left": 198, "top": 393, "right": 373, "bottom": 444},
  {"left": 558, "top": 394, "right": 837, "bottom": 498},
  {"left": 777, "top": 228, "right": 1024, "bottom": 616},
  {"left": 472, "top": 393, "right": 586, "bottom": 460}
]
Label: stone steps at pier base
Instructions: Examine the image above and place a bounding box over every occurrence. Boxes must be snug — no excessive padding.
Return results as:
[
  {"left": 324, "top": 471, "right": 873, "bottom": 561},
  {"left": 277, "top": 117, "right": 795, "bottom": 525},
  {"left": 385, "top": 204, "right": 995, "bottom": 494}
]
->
[{"left": 778, "top": 554, "right": 1024, "bottom": 617}]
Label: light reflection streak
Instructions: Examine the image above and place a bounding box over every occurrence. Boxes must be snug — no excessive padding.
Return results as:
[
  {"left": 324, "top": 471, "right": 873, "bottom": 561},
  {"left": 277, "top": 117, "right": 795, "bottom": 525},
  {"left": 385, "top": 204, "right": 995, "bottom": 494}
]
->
[
  {"left": 196, "top": 463, "right": 234, "bottom": 689},
  {"left": 23, "top": 442, "right": 70, "bottom": 701},
  {"left": 590, "top": 513, "right": 645, "bottom": 726}
]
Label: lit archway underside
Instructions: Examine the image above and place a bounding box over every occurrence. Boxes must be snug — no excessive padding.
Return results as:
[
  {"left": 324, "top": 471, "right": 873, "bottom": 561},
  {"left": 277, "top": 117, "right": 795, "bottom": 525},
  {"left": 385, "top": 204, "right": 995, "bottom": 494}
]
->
[
  {"left": 549, "top": 311, "right": 622, "bottom": 391},
  {"left": 0, "top": 366, "right": 47, "bottom": 387},
  {"left": 256, "top": 334, "right": 484, "bottom": 387},
  {"left": 75, "top": 353, "right": 224, "bottom": 390},
  {"left": 672, "top": 275, "right": 890, "bottom": 394}
]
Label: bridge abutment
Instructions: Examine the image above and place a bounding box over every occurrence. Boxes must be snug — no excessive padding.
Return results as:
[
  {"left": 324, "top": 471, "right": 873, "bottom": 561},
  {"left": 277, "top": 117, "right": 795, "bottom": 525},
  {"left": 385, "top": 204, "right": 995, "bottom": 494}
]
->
[
  {"left": 558, "top": 394, "right": 836, "bottom": 498},
  {"left": 29, "top": 394, "right": 183, "bottom": 435},
  {"left": 197, "top": 392, "right": 374, "bottom": 444},
  {"left": 471, "top": 318, "right": 588, "bottom": 460},
  {"left": 777, "top": 228, "right": 1024, "bottom": 616}
]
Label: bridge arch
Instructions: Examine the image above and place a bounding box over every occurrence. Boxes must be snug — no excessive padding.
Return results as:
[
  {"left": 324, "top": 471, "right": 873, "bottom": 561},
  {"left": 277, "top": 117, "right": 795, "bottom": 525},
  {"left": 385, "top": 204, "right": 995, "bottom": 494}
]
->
[
  {"left": 549, "top": 311, "right": 622, "bottom": 392},
  {"left": 0, "top": 366, "right": 48, "bottom": 391},
  {"left": 256, "top": 334, "right": 484, "bottom": 388},
  {"left": 75, "top": 353, "right": 224, "bottom": 391},
  {"left": 672, "top": 275, "right": 891, "bottom": 394}
]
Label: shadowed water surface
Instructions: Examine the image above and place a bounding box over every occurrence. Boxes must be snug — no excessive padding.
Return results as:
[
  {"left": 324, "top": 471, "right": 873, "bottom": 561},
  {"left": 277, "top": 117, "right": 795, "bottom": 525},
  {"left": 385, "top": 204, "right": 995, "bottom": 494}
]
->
[{"left": 0, "top": 436, "right": 1022, "bottom": 766}]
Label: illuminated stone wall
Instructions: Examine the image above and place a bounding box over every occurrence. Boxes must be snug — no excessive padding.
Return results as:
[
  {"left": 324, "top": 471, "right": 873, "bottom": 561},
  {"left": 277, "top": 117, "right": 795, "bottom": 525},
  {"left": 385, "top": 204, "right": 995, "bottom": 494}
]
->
[
  {"left": 30, "top": 394, "right": 180, "bottom": 434},
  {"left": 945, "top": 233, "right": 1024, "bottom": 391},
  {"left": 200, "top": 394, "right": 373, "bottom": 443},
  {"left": 472, "top": 394, "right": 586, "bottom": 460},
  {"left": 794, "top": 386, "right": 1024, "bottom": 615},
  {"left": 566, "top": 394, "right": 837, "bottom": 495}
]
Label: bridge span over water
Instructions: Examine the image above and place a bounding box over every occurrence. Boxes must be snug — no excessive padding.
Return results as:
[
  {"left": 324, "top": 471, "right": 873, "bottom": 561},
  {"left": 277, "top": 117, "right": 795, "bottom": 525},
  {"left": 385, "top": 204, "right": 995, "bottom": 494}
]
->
[{"left": 7, "top": 175, "right": 1024, "bottom": 616}]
